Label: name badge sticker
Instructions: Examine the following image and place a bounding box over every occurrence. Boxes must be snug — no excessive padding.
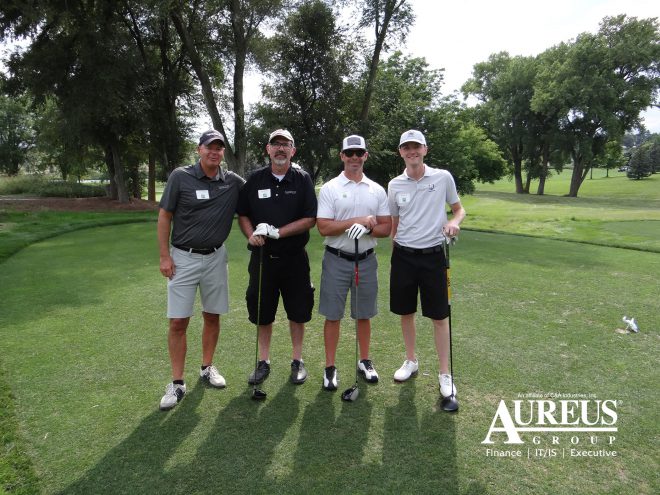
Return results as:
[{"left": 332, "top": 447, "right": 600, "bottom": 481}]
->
[
  {"left": 258, "top": 189, "right": 272, "bottom": 199},
  {"left": 196, "top": 190, "right": 210, "bottom": 200},
  {"left": 397, "top": 193, "right": 411, "bottom": 206}
]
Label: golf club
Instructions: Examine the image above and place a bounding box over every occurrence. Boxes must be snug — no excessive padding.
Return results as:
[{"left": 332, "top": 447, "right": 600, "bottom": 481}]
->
[
  {"left": 341, "top": 238, "right": 360, "bottom": 402},
  {"left": 251, "top": 245, "right": 267, "bottom": 400},
  {"left": 441, "top": 236, "right": 459, "bottom": 412}
]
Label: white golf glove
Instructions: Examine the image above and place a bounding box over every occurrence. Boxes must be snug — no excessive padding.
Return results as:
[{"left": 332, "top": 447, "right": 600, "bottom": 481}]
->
[
  {"left": 254, "top": 223, "right": 280, "bottom": 239},
  {"left": 346, "top": 223, "right": 369, "bottom": 240}
]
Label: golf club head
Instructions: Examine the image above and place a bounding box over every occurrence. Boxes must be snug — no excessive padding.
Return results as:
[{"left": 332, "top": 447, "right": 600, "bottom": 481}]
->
[
  {"left": 441, "top": 394, "right": 459, "bottom": 412},
  {"left": 252, "top": 388, "right": 267, "bottom": 400},
  {"left": 341, "top": 385, "right": 359, "bottom": 402}
]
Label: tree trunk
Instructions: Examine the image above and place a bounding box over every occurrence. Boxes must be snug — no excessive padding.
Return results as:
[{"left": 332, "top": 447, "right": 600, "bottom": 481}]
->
[
  {"left": 537, "top": 144, "right": 550, "bottom": 195},
  {"left": 148, "top": 152, "right": 156, "bottom": 201},
  {"left": 230, "top": 0, "right": 248, "bottom": 177},
  {"left": 170, "top": 8, "right": 237, "bottom": 171},
  {"left": 359, "top": 3, "right": 395, "bottom": 134},
  {"left": 110, "top": 143, "right": 130, "bottom": 203},
  {"left": 523, "top": 173, "right": 531, "bottom": 193},
  {"left": 105, "top": 146, "right": 118, "bottom": 200},
  {"left": 567, "top": 154, "right": 589, "bottom": 197}
]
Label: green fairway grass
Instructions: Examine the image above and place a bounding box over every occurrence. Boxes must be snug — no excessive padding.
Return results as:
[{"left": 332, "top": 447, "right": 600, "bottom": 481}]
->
[
  {"left": 0, "top": 169, "right": 658, "bottom": 494},
  {"left": 0, "top": 224, "right": 658, "bottom": 494},
  {"left": 461, "top": 169, "right": 660, "bottom": 252}
]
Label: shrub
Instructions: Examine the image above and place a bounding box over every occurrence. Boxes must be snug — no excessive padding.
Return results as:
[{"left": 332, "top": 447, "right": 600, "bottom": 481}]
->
[{"left": 0, "top": 176, "right": 106, "bottom": 197}]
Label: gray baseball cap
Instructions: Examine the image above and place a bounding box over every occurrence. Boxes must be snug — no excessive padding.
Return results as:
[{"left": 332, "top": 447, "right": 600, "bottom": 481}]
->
[{"left": 199, "top": 130, "right": 225, "bottom": 146}]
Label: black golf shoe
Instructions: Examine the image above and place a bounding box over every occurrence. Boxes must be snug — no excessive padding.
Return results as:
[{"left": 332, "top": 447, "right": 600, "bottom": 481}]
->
[
  {"left": 248, "top": 360, "right": 270, "bottom": 385},
  {"left": 290, "top": 359, "right": 307, "bottom": 384},
  {"left": 358, "top": 359, "right": 379, "bottom": 383},
  {"left": 323, "top": 366, "right": 338, "bottom": 391}
]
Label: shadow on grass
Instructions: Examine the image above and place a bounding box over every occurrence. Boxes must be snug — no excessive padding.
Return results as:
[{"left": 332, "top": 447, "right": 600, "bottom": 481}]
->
[
  {"left": 59, "top": 383, "right": 206, "bottom": 494},
  {"left": 377, "top": 382, "right": 466, "bottom": 494},
  {"left": 58, "top": 383, "right": 300, "bottom": 494},
  {"left": 55, "top": 378, "right": 475, "bottom": 494}
]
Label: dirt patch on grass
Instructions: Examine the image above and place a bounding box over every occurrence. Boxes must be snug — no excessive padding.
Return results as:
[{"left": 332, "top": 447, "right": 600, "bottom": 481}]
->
[{"left": 0, "top": 196, "right": 159, "bottom": 212}]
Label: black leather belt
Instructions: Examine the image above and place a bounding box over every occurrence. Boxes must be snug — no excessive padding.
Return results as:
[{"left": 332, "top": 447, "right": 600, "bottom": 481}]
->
[
  {"left": 326, "top": 246, "right": 374, "bottom": 261},
  {"left": 173, "top": 244, "right": 222, "bottom": 255},
  {"left": 393, "top": 242, "right": 443, "bottom": 255}
]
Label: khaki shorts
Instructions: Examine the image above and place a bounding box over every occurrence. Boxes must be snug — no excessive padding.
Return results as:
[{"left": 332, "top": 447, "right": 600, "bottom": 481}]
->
[{"left": 167, "top": 246, "right": 229, "bottom": 318}]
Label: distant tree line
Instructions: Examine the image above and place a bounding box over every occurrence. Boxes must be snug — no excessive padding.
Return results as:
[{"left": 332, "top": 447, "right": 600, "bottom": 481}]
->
[
  {"left": 1, "top": 3, "right": 658, "bottom": 200},
  {"left": 462, "top": 14, "right": 660, "bottom": 196}
]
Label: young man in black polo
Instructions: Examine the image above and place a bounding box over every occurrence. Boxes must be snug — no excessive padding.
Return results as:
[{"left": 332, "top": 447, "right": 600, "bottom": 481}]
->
[
  {"left": 157, "top": 129, "right": 245, "bottom": 410},
  {"left": 237, "top": 129, "right": 317, "bottom": 385}
]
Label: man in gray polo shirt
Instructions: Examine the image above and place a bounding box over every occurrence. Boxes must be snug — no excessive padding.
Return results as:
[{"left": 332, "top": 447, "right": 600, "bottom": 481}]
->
[
  {"left": 388, "top": 129, "right": 465, "bottom": 398},
  {"left": 157, "top": 129, "right": 245, "bottom": 410},
  {"left": 317, "top": 135, "right": 391, "bottom": 390}
]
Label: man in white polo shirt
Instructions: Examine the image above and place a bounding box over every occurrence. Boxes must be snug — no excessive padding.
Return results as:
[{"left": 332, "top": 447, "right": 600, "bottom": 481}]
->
[
  {"left": 317, "top": 135, "right": 391, "bottom": 390},
  {"left": 388, "top": 129, "right": 465, "bottom": 398}
]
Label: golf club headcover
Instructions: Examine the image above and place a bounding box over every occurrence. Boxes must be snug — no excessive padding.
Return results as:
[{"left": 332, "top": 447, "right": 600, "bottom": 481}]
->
[
  {"left": 254, "top": 223, "right": 280, "bottom": 239},
  {"left": 346, "top": 223, "right": 368, "bottom": 240}
]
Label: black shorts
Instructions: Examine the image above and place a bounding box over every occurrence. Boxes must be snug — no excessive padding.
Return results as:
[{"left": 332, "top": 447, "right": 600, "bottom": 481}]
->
[
  {"left": 389, "top": 245, "right": 449, "bottom": 320},
  {"left": 246, "top": 250, "right": 315, "bottom": 325}
]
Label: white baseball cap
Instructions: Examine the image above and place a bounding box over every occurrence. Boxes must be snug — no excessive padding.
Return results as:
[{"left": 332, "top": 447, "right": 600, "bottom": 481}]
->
[
  {"left": 268, "top": 129, "right": 295, "bottom": 146},
  {"left": 399, "top": 129, "right": 426, "bottom": 147},
  {"left": 341, "top": 135, "right": 367, "bottom": 152}
]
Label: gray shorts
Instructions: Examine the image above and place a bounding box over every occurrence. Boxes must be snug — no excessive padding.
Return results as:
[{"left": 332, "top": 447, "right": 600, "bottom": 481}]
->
[
  {"left": 319, "top": 250, "right": 378, "bottom": 320},
  {"left": 167, "top": 246, "right": 229, "bottom": 318}
]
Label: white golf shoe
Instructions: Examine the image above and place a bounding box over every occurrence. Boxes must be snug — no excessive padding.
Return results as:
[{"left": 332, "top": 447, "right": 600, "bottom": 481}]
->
[
  {"left": 393, "top": 359, "right": 418, "bottom": 382},
  {"left": 439, "top": 373, "right": 457, "bottom": 398},
  {"left": 160, "top": 382, "right": 186, "bottom": 410},
  {"left": 200, "top": 365, "right": 226, "bottom": 388}
]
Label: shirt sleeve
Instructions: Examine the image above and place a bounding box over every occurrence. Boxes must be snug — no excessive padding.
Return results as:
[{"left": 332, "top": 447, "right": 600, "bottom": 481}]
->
[
  {"left": 375, "top": 185, "right": 390, "bottom": 216},
  {"left": 445, "top": 172, "right": 460, "bottom": 205},
  {"left": 159, "top": 169, "right": 181, "bottom": 212},
  {"left": 387, "top": 181, "right": 399, "bottom": 217},
  {"left": 236, "top": 175, "right": 252, "bottom": 216},
  {"left": 316, "top": 184, "right": 334, "bottom": 219},
  {"left": 301, "top": 172, "right": 318, "bottom": 218}
]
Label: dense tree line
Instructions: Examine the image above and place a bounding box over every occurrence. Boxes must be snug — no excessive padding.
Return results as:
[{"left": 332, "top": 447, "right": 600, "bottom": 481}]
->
[
  {"left": 1, "top": 3, "right": 658, "bottom": 199},
  {"left": 463, "top": 15, "right": 660, "bottom": 196}
]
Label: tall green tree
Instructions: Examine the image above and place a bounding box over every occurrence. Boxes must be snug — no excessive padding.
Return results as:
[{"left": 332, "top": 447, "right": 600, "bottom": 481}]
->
[
  {"left": 532, "top": 15, "right": 660, "bottom": 197},
  {"left": 357, "top": 52, "right": 506, "bottom": 192},
  {"left": 463, "top": 52, "right": 539, "bottom": 193},
  {"left": 251, "top": 0, "right": 347, "bottom": 181},
  {"left": 170, "top": 0, "right": 284, "bottom": 177},
  {"left": 0, "top": 92, "right": 32, "bottom": 175}
]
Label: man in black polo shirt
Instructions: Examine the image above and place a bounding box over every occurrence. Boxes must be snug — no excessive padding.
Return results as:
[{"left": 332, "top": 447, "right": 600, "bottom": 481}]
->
[
  {"left": 237, "top": 129, "right": 317, "bottom": 385},
  {"left": 157, "top": 129, "right": 245, "bottom": 410}
]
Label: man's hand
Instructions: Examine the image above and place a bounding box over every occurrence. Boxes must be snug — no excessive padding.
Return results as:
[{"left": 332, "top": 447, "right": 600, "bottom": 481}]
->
[
  {"left": 160, "top": 255, "right": 175, "bottom": 279},
  {"left": 254, "top": 223, "right": 280, "bottom": 239},
  {"left": 443, "top": 223, "right": 460, "bottom": 239},
  {"left": 346, "top": 223, "right": 369, "bottom": 240}
]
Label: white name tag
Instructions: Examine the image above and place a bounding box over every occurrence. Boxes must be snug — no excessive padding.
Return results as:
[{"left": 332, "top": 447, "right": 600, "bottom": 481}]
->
[
  {"left": 397, "top": 193, "right": 411, "bottom": 206},
  {"left": 258, "top": 189, "right": 272, "bottom": 199},
  {"left": 196, "top": 190, "right": 210, "bottom": 200}
]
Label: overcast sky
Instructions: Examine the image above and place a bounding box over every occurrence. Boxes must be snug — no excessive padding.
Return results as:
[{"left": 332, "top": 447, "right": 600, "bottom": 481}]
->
[{"left": 405, "top": 0, "right": 660, "bottom": 131}]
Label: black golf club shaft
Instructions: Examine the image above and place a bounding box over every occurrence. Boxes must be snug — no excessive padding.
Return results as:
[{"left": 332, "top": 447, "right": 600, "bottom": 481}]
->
[
  {"left": 446, "top": 238, "right": 454, "bottom": 392},
  {"left": 253, "top": 244, "right": 265, "bottom": 398},
  {"left": 442, "top": 236, "right": 458, "bottom": 411},
  {"left": 353, "top": 237, "right": 359, "bottom": 386}
]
